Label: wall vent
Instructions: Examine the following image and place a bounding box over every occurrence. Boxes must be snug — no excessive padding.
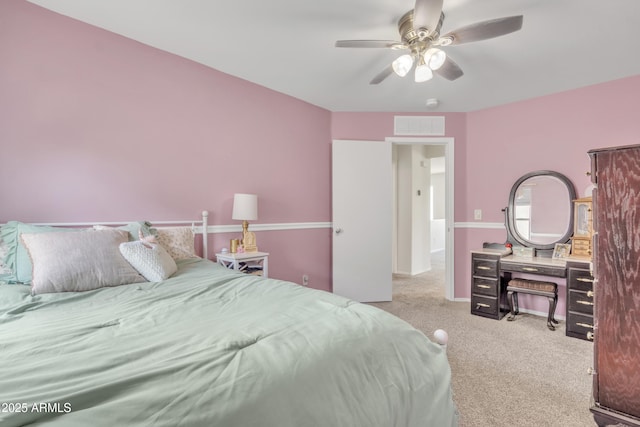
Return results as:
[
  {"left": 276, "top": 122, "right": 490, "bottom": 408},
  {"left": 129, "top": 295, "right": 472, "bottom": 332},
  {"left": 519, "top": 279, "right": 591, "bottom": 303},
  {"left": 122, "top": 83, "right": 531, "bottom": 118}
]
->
[{"left": 394, "top": 116, "right": 445, "bottom": 136}]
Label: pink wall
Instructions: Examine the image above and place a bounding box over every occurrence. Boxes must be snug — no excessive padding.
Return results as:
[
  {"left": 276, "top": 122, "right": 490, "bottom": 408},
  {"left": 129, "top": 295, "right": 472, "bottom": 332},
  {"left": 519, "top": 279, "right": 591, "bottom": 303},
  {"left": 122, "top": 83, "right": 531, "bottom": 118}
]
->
[
  {"left": 0, "top": 0, "right": 333, "bottom": 290},
  {"left": 330, "top": 76, "right": 640, "bottom": 316},
  {"left": 3, "top": 1, "right": 640, "bottom": 314},
  {"left": 461, "top": 74, "right": 640, "bottom": 315}
]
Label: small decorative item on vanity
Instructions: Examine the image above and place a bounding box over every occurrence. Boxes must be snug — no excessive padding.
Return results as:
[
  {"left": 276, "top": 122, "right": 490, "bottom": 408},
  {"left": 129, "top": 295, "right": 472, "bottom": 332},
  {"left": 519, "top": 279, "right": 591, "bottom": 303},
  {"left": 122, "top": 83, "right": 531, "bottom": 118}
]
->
[
  {"left": 512, "top": 246, "right": 534, "bottom": 258},
  {"left": 570, "top": 196, "right": 592, "bottom": 259},
  {"left": 232, "top": 193, "right": 258, "bottom": 252},
  {"left": 552, "top": 243, "right": 571, "bottom": 259}
]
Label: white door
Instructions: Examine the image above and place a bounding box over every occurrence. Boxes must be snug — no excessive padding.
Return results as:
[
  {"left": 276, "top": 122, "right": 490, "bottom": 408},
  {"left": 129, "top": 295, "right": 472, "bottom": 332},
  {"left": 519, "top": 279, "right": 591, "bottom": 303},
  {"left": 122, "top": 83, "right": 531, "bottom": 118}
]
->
[{"left": 332, "top": 140, "right": 392, "bottom": 302}]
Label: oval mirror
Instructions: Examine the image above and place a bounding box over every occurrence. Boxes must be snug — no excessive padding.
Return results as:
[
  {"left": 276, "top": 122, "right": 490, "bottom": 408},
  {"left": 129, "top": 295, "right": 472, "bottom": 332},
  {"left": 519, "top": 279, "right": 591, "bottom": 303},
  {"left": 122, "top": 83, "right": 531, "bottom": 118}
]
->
[{"left": 505, "top": 170, "right": 577, "bottom": 252}]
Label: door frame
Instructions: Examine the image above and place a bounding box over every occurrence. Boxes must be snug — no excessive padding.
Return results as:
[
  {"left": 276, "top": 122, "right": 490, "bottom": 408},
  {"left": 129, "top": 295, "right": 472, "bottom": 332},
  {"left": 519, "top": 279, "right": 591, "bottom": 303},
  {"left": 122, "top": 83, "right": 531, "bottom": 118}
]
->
[{"left": 386, "top": 136, "right": 455, "bottom": 301}]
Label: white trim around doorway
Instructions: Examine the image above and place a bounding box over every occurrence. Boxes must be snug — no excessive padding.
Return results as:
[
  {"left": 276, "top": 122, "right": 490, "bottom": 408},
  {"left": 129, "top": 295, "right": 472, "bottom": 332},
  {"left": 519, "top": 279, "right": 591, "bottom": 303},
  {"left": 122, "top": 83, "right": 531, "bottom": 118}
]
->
[{"left": 386, "top": 136, "right": 455, "bottom": 301}]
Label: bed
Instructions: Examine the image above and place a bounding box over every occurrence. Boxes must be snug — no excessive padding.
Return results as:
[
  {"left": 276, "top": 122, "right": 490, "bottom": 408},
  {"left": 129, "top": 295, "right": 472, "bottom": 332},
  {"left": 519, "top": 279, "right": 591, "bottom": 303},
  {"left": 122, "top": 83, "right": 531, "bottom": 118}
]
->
[{"left": 0, "top": 213, "right": 458, "bottom": 427}]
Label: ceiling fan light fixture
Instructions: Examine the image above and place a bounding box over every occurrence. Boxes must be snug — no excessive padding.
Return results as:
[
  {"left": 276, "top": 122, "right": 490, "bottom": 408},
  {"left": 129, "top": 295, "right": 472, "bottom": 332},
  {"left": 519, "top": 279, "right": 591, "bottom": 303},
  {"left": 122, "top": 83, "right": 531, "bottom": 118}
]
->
[
  {"left": 392, "top": 54, "right": 414, "bottom": 77},
  {"left": 425, "top": 48, "right": 446, "bottom": 70},
  {"left": 414, "top": 63, "right": 433, "bottom": 83}
]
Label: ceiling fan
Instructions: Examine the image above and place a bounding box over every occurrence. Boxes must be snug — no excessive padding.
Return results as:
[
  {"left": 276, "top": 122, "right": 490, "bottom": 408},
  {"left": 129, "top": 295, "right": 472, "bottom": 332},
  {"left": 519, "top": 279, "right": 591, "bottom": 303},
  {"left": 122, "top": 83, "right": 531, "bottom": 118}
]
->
[{"left": 335, "top": 0, "right": 523, "bottom": 84}]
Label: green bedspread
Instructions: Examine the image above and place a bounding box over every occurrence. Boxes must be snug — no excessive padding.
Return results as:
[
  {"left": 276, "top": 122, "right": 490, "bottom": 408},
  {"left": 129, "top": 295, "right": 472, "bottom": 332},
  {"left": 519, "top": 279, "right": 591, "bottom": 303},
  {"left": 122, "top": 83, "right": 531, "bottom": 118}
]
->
[{"left": 0, "top": 259, "right": 458, "bottom": 426}]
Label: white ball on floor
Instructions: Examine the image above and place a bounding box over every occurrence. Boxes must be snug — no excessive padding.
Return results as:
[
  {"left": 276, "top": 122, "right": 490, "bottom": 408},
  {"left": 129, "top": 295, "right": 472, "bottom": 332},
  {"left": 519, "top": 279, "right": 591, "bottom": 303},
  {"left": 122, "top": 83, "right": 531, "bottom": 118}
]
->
[{"left": 433, "top": 329, "right": 449, "bottom": 346}]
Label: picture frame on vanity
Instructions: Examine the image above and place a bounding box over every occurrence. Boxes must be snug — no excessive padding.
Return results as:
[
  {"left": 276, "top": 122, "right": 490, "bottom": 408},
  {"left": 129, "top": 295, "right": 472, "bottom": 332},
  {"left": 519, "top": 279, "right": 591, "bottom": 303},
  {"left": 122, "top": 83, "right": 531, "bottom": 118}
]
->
[{"left": 552, "top": 243, "right": 571, "bottom": 259}]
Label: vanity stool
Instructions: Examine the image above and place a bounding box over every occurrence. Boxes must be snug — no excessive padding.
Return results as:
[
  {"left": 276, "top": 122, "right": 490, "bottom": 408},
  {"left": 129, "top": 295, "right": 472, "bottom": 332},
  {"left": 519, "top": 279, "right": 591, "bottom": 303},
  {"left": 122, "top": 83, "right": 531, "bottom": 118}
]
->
[{"left": 506, "top": 278, "right": 559, "bottom": 331}]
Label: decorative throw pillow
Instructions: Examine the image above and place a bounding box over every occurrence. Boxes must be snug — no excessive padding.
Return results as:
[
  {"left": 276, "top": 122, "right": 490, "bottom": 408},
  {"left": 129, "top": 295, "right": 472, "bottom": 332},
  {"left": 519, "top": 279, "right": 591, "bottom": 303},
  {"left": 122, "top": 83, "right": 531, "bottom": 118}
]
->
[
  {"left": 20, "top": 229, "right": 145, "bottom": 294},
  {"left": 155, "top": 227, "right": 198, "bottom": 260},
  {"left": 0, "top": 221, "right": 153, "bottom": 284},
  {"left": 119, "top": 240, "right": 177, "bottom": 282},
  {"left": 0, "top": 221, "right": 77, "bottom": 284}
]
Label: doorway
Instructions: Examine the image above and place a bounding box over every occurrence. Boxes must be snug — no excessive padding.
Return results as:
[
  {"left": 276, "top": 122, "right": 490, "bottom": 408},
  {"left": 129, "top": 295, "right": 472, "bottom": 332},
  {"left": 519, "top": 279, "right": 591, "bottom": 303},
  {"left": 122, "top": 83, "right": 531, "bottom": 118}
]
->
[{"left": 387, "top": 137, "right": 454, "bottom": 300}]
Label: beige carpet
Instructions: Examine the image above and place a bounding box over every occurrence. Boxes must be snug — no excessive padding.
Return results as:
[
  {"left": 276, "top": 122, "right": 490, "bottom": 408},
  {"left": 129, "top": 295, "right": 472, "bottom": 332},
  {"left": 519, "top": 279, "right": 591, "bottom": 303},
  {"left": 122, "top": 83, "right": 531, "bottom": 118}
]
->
[{"left": 369, "top": 253, "right": 596, "bottom": 427}]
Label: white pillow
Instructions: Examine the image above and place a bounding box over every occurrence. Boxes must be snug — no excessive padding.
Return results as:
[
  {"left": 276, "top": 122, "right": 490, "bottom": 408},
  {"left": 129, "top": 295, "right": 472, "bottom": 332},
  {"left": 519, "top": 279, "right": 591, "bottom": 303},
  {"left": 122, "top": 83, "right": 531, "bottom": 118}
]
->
[
  {"left": 155, "top": 227, "right": 198, "bottom": 260},
  {"left": 20, "top": 229, "right": 145, "bottom": 295},
  {"left": 119, "top": 241, "right": 177, "bottom": 282}
]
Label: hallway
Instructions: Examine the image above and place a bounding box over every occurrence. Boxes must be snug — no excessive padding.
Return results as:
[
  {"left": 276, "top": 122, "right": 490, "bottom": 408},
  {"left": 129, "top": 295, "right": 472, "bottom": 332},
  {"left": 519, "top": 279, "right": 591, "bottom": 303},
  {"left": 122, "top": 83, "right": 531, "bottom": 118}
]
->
[{"left": 392, "top": 250, "right": 445, "bottom": 298}]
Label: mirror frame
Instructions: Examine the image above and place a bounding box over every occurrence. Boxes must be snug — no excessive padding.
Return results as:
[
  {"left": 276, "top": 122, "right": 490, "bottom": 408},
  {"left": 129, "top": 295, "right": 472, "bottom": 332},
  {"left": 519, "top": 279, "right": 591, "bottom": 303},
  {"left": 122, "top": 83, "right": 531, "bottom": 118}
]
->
[{"left": 504, "top": 170, "right": 577, "bottom": 253}]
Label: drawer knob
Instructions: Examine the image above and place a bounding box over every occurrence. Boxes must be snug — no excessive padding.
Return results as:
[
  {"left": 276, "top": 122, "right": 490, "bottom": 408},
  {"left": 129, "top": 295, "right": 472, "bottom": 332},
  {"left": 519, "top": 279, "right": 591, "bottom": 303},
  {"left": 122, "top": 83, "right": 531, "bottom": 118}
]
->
[
  {"left": 477, "top": 266, "right": 491, "bottom": 271},
  {"left": 577, "top": 277, "right": 595, "bottom": 283},
  {"left": 577, "top": 300, "right": 594, "bottom": 306},
  {"left": 587, "top": 332, "right": 594, "bottom": 341},
  {"left": 587, "top": 367, "right": 596, "bottom": 375},
  {"left": 587, "top": 290, "right": 594, "bottom": 297},
  {"left": 522, "top": 267, "right": 539, "bottom": 272},
  {"left": 477, "top": 284, "right": 491, "bottom": 289},
  {"left": 476, "top": 303, "right": 490, "bottom": 308}
]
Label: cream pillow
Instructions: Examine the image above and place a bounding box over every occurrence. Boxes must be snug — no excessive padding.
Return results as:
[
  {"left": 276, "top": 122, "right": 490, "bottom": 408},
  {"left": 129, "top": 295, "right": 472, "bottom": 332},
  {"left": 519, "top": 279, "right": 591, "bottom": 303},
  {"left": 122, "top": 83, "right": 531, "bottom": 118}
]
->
[
  {"left": 21, "top": 229, "right": 145, "bottom": 294},
  {"left": 119, "top": 241, "right": 177, "bottom": 282},
  {"left": 155, "top": 227, "right": 198, "bottom": 260}
]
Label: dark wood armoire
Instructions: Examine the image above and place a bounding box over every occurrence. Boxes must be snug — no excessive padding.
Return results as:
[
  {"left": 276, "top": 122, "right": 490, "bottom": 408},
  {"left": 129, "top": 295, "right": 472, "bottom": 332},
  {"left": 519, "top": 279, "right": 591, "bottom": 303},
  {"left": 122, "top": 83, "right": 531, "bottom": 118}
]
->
[{"left": 589, "top": 144, "right": 640, "bottom": 427}]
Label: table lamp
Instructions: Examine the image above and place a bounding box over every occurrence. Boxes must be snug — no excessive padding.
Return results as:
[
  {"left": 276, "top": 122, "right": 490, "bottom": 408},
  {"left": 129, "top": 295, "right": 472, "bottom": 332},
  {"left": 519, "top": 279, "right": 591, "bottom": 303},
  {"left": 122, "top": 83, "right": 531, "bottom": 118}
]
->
[{"left": 232, "top": 193, "right": 258, "bottom": 252}]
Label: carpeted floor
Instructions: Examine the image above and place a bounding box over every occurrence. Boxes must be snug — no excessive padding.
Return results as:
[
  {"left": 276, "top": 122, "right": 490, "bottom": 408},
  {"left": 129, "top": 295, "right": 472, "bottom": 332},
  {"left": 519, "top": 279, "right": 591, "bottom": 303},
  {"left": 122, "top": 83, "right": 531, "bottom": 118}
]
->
[{"left": 369, "top": 252, "right": 597, "bottom": 427}]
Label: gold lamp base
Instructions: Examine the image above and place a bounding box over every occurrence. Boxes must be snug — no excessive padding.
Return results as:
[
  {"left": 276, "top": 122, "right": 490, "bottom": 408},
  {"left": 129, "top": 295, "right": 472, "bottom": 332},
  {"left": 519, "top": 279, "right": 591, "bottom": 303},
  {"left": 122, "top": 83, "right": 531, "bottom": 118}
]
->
[{"left": 241, "top": 220, "right": 258, "bottom": 252}]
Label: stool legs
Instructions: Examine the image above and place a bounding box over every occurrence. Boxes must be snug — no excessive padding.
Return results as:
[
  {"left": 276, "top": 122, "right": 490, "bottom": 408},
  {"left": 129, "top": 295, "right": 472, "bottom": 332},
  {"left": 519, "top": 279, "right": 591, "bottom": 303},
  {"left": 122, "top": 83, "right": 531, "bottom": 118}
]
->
[
  {"left": 507, "top": 288, "right": 559, "bottom": 331},
  {"left": 546, "top": 294, "right": 559, "bottom": 331},
  {"left": 507, "top": 290, "right": 519, "bottom": 321}
]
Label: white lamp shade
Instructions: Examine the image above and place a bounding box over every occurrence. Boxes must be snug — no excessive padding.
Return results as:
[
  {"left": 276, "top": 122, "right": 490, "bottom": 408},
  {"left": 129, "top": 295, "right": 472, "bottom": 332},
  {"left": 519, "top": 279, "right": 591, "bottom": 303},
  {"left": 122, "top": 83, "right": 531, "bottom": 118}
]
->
[
  {"left": 232, "top": 193, "right": 258, "bottom": 221},
  {"left": 425, "top": 48, "right": 446, "bottom": 70},
  {"left": 392, "top": 54, "right": 414, "bottom": 77},
  {"left": 414, "top": 64, "right": 433, "bottom": 82}
]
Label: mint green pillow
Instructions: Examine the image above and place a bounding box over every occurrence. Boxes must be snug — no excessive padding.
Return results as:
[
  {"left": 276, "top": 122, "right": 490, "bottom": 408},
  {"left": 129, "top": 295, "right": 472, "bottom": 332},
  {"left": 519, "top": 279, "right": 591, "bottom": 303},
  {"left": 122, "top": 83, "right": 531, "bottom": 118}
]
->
[
  {"left": 0, "top": 221, "right": 153, "bottom": 284},
  {"left": 0, "top": 222, "right": 74, "bottom": 284}
]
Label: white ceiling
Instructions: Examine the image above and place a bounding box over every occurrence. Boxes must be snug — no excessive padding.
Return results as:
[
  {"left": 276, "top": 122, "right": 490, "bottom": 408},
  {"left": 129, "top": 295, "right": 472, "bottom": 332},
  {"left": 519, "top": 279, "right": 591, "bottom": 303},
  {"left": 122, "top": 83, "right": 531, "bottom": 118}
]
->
[{"left": 27, "top": 0, "right": 640, "bottom": 112}]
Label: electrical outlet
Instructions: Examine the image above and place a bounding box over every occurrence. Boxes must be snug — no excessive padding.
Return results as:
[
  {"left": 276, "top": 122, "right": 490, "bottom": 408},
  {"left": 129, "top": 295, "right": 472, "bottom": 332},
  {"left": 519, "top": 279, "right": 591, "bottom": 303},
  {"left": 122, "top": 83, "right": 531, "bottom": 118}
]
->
[
  {"left": 302, "top": 275, "right": 309, "bottom": 286},
  {"left": 474, "top": 209, "right": 482, "bottom": 220}
]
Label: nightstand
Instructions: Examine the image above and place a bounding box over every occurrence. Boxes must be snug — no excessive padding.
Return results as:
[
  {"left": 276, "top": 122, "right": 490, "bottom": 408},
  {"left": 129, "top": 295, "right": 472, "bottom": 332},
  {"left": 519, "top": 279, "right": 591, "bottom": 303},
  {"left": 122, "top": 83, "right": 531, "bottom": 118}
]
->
[{"left": 215, "top": 251, "right": 269, "bottom": 278}]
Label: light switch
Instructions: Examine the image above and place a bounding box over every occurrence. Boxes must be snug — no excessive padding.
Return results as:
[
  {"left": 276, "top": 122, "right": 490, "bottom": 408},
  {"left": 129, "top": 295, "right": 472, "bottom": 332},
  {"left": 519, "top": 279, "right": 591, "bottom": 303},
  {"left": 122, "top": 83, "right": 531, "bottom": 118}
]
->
[{"left": 474, "top": 209, "right": 482, "bottom": 220}]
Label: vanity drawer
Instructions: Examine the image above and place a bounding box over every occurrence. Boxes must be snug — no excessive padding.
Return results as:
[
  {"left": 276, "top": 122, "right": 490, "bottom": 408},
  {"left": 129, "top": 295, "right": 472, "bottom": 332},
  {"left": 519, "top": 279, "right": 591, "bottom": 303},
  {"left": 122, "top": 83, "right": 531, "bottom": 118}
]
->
[
  {"left": 471, "top": 295, "right": 498, "bottom": 317},
  {"left": 499, "top": 261, "right": 565, "bottom": 277},
  {"left": 566, "top": 312, "right": 594, "bottom": 341},
  {"left": 472, "top": 278, "right": 498, "bottom": 297},
  {"left": 568, "top": 290, "right": 594, "bottom": 315},
  {"left": 472, "top": 258, "right": 499, "bottom": 277},
  {"left": 567, "top": 268, "right": 594, "bottom": 292}
]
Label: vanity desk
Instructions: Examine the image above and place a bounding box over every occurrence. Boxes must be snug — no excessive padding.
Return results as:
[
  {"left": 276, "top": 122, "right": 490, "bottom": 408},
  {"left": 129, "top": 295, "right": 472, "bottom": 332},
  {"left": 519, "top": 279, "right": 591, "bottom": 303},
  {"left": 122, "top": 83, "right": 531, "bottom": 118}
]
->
[
  {"left": 471, "top": 170, "right": 594, "bottom": 338},
  {"left": 471, "top": 250, "right": 567, "bottom": 320}
]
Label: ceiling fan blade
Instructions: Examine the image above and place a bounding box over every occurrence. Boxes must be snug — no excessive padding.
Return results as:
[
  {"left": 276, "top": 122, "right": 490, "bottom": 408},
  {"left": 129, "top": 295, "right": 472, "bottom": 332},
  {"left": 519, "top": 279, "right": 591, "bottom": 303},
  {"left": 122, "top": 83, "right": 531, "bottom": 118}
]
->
[
  {"left": 369, "top": 65, "right": 395, "bottom": 85},
  {"left": 434, "top": 57, "right": 463, "bottom": 81},
  {"left": 442, "top": 15, "right": 523, "bottom": 45},
  {"left": 335, "top": 40, "right": 404, "bottom": 49},
  {"left": 413, "top": 0, "right": 443, "bottom": 35}
]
